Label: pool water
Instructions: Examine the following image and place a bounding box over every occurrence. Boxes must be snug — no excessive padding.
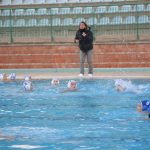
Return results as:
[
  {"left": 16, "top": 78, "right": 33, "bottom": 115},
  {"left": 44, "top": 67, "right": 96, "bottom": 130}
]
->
[{"left": 0, "top": 79, "right": 150, "bottom": 150}]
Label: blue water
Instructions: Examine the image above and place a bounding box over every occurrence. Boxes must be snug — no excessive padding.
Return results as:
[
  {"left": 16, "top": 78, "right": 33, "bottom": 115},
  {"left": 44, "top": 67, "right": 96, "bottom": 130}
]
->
[{"left": 0, "top": 79, "right": 150, "bottom": 150}]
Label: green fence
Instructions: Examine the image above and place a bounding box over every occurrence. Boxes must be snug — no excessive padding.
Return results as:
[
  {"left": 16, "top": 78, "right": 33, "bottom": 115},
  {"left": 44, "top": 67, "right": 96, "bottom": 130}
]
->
[{"left": 0, "top": 1, "right": 150, "bottom": 44}]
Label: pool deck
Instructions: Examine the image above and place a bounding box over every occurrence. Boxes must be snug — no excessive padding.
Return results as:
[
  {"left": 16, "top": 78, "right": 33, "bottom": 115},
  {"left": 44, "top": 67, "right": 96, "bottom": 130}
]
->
[{"left": 0, "top": 68, "right": 150, "bottom": 79}]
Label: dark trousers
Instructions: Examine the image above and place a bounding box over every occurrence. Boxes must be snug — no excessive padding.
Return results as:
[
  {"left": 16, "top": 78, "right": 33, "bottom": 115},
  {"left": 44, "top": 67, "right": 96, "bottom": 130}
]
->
[{"left": 80, "top": 50, "right": 93, "bottom": 74}]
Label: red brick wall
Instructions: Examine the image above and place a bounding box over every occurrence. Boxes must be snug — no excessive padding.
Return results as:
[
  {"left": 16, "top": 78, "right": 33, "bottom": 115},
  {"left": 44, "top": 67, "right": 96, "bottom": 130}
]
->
[{"left": 0, "top": 43, "right": 150, "bottom": 69}]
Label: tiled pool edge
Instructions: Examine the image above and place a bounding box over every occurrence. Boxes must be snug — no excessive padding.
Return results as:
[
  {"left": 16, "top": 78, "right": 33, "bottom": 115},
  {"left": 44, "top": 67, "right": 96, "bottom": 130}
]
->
[{"left": 0, "top": 68, "right": 150, "bottom": 79}]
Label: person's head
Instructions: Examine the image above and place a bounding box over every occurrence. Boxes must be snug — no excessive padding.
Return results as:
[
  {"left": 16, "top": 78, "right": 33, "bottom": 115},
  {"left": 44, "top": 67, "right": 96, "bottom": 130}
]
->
[
  {"left": 24, "top": 75, "right": 32, "bottom": 81},
  {"left": 115, "top": 84, "right": 126, "bottom": 92},
  {"left": 79, "top": 21, "right": 88, "bottom": 30},
  {"left": 137, "top": 100, "right": 150, "bottom": 112},
  {"left": 8, "top": 73, "right": 16, "bottom": 80},
  {"left": 67, "top": 80, "right": 77, "bottom": 90},
  {"left": 51, "top": 78, "right": 60, "bottom": 86},
  {"left": 0, "top": 73, "right": 8, "bottom": 81},
  {"left": 23, "top": 81, "right": 32, "bottom": 91},
  {"left": 115, "top": 79, "right": 126, "bottom": 92}
]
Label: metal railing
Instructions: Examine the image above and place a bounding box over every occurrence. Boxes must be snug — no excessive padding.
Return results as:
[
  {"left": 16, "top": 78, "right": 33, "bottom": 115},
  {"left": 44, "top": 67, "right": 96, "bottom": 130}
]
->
[{"left": 0, "top": 1, "right": 150, "bottom": 44}]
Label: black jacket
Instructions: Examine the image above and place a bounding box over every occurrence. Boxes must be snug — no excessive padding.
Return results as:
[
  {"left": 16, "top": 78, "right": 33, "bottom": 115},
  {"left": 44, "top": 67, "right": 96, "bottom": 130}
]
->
[{"left": 74, "top": 28, "right": 93, "bottom": 53}]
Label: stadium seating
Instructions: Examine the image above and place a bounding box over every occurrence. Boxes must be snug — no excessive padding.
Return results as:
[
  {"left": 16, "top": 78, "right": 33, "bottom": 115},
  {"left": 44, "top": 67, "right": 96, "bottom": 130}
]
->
[
  {"left": 74, "top": 18, "right": 85, "bottom": 25},
  {"left": 57, "top": 0, "right": 68, "bottom": 3},
  {"left": 14, "top": 9, "right": 24, "bottom": 16},
  {"left": 96, "top": 6, "right": 107, "bottom": 13},
  {"left": 108, "top": 6, "right": 119, "bottom": 13},
  {"left": 111, "top": 16, "right": 122, "bottom": 24},
  {"left": 15, "top": 19, "right": 25, "bottom": 27},
  {"left": 25, "top": 9, "right": 35, "bottom": 15},
  {"left": 51, "top": 8, "right": 59, "bottom": 14},
  {"left": 138, "top": 15, "right": 149, "bottom": 23},
  {"left": 38, "top": 18, "right": 49, "bottom": 26},
  {"left": 60, "top": 8, "right": 71, "bottom": 14},
  {"left": 26, "top": 19, "right": 37, "bottom": 26},
  {"left": 34, "top": 0, "right": 45, "bottom": 4},
  {"left": 4, "top": 19, "right": 14, "bottom": 27},
  {"left": 83, "top": 7, "right": 93, "bottom": 14},
  {"left": 68, "top": 0, "right": 79, "bottom": 2},
  {"left": 147, "top": 4, "right": 150, "bottom": 11},
  {"left": 133, "top": 4, "right": 145, "bottom": 11},
  {"left": 121, "top": 5, "right": 132, "bottom": 12},
  {"left": 91, "top": 0, "right": 101, "bottom": 2},
  {"left": 0, "top": 20, "right": 3, "bottom": 27},
  {"left": 98, "top": 17, "right": 110, "bottom": 25},
  {"left": 80, "top": 0, "right": 91, "bottom": 3},
  {"left": 23, "top": 0, "right": 34, "bottom": 5},
  {"left": 87, "top": 17, "right": 97, "bottom": 25},
  {"left": 12, "top": 0, "right": 22, "bottom": 5},
  {"left": 62, "top": 18, "right": 73, "bottom": 25},
  {"left": 72, "top": 7, "right": 82, "bottom": 14},
  {"left": 123, "top": 16, "right": 136, "bottom": 24},
  {"left": 45, "top": 0, "right": 57, "bottom": 4},
  {"left": 1, "top": 0, "right": 11, "bottom": 5},
  {"left": 37, "top": 8, "right": 47, "bottom": 15},
  {"left": 52, "top": 18, "right": 61, "bottom": 26},
  {"left": 1, "top": 10, "right": 11, "bottom": 16}
]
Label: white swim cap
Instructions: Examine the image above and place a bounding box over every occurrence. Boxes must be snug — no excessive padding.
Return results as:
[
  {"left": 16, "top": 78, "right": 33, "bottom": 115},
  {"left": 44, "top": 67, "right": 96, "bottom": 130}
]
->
[
  {"left": 23, "top": 81, "right": 32, "bottom": 91},
  {"left": 24, "top": 75, "right": 31, "bottom": 81},
  {"left": 8, "top": 73, "right": 16, "bottom": 80},
  {"left": 67, "top": 80, "right": 77, "bottom": 89},
  {"left": 51, "top": 78, "right": 60, "bottom": 85},
  {"left": 115, "top": 79, "right": 124, "bottom": 86}
]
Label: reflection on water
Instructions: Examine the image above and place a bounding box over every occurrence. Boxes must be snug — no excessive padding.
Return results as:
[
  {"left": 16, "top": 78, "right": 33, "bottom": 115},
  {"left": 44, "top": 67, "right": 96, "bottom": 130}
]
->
[{"left": 0, "top": 79, "right": 150, "bottom": 150}]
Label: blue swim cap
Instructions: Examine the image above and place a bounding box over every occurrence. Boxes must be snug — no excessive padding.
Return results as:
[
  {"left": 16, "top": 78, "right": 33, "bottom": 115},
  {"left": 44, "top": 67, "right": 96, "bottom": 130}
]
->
[{"left": 141, "top": 100, "right": 150, "bottom": 112}]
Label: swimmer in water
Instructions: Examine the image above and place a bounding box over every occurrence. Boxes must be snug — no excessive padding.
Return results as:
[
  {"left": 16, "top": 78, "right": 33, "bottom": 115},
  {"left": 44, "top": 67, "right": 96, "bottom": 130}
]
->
[
  {"left": 61, "top": 80, "right": 78, "bottom": 93},
  {"left": 8, "top": 73, "right": 16, "bottom": 81},
  {"left": 23, "top": 75, "right": 33, "bottom": 91},
  {"left": 114, "top": 79, "right": 133, "bottom": 92},
  {"left": 137, "top": 100, "right": 150, "bottom": 119},
  {"left": 67, "top": 80, "right": 78, "bottom": 91},
  {"left": 0, "top": 73, "right": 17, "bottom": 81},
  {"left": 0, "top": 73, "right": 9, "bottom": 81},
  {"left": 51, "top": 78, "right": 60, "bottom": 86},
  {"left": 114, "top": 79, "right": 147, "bottom": 94}
]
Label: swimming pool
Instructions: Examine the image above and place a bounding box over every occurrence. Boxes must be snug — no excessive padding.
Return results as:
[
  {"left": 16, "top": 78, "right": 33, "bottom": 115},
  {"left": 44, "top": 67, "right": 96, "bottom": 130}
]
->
[{"left": 0, "top": 79, "right": 150, "bottom": 150}]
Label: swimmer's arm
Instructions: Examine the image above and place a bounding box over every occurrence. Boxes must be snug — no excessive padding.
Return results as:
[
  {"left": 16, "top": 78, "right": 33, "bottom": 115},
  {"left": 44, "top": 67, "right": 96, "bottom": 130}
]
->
[{"left": 59, "top": 88, "right": 78, "bottom": 93}]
